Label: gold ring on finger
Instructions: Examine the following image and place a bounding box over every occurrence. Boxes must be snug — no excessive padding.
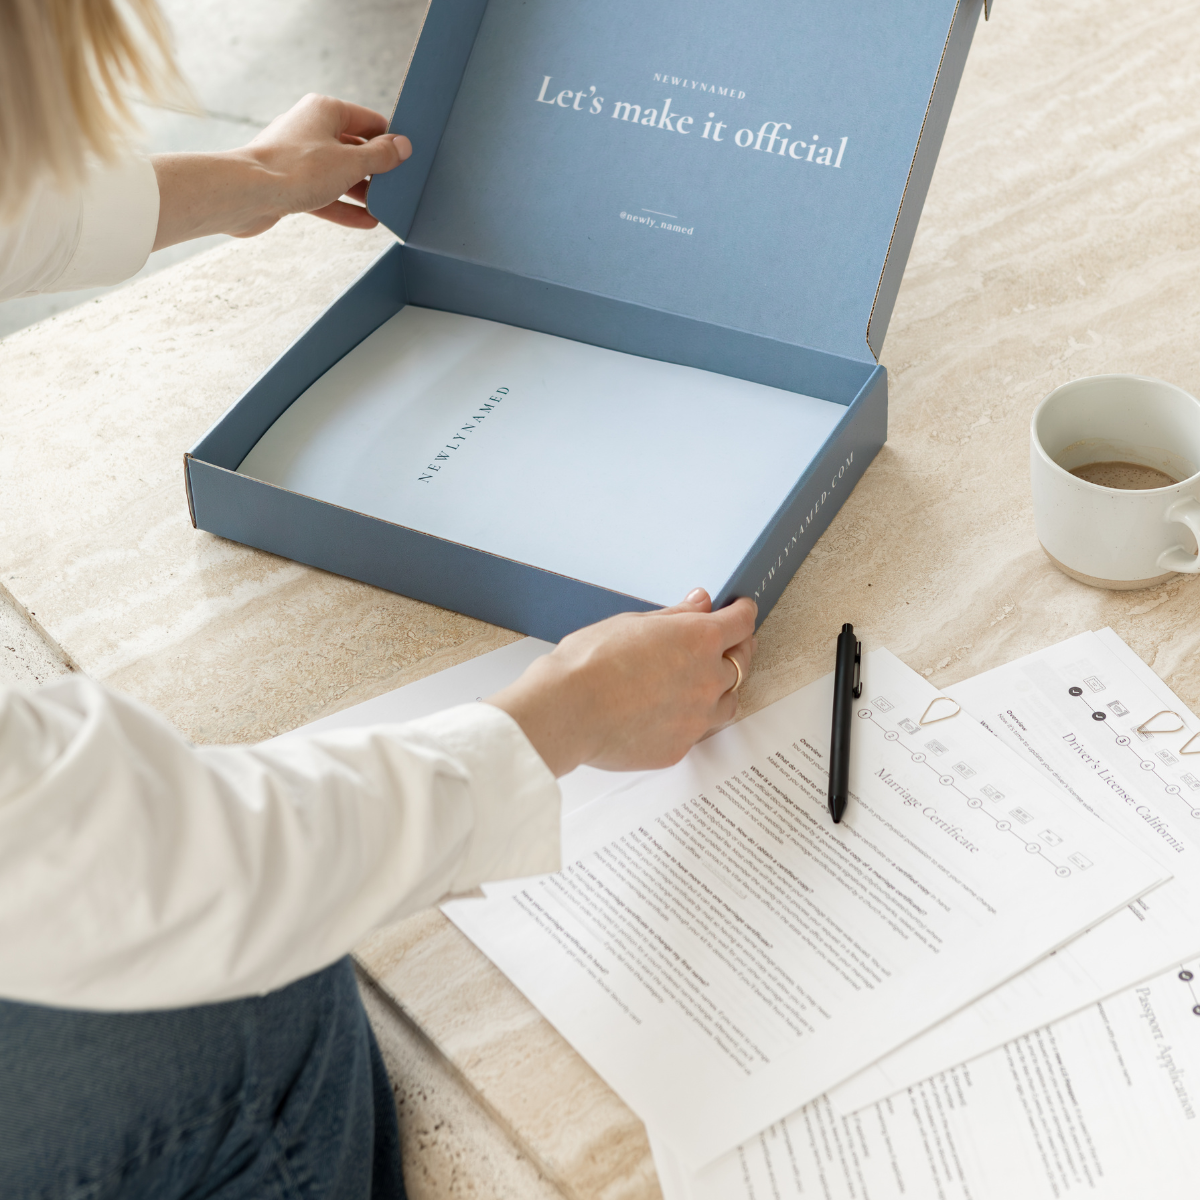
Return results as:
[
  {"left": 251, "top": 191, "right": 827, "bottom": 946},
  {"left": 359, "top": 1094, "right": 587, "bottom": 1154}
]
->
[{"left": 723, "top": 652, "right": 744, "bottom": 694}]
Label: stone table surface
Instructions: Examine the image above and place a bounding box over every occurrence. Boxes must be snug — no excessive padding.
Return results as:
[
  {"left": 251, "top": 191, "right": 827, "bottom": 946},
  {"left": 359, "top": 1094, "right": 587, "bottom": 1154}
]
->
[{"left": 3, "top": 0, "right": 1200, "bottom": 1195}]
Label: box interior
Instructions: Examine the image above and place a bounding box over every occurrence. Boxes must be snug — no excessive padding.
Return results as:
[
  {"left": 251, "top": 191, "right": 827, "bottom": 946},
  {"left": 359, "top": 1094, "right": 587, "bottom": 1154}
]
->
[
  {"left": 236, "top": 307, "right": 849, "bottom": 603},
  {"left": 370, "top": 0, "right": 962, "bottom": 362}
]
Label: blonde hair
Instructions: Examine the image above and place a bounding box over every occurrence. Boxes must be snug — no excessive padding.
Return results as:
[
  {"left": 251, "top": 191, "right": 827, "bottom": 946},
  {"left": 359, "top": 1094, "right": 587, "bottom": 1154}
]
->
[{"left": 0, "top": 0, "right": 195, "bottom": 218}]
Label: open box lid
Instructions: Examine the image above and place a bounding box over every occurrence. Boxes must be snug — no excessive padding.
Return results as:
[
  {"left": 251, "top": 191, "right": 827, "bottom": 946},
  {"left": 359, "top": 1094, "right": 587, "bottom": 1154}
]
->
[{"left": 367, "top": 0, "right": 986, "bottom": 365}]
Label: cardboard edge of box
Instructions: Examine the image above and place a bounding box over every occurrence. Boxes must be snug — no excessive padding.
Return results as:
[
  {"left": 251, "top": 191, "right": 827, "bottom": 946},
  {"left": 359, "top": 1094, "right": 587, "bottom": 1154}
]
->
[
  {"left": 866, "top": 0, "right": 985, "bottom": 357},
  {"left": 185, "top": 240, "right": 886, "bottom": 637}
]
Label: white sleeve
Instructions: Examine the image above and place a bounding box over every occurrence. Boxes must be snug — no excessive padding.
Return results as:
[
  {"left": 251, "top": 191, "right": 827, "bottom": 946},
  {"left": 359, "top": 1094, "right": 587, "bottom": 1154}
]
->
[
  {"left": 0, "top": 677, "right": 561, "bottom": 1011},
  {"left": 0, "top": 156, "right": 160, "bottom": 301}
]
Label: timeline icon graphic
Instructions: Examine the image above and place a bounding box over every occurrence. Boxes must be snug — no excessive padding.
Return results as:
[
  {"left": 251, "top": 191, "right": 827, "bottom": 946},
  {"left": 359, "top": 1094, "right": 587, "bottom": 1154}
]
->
[
  {"left": 1177, "top": 965, "right": 1200, "bottom": 1017},
  {"left": 1066, "top": 684, "right": 1200, "bottom": 819},
  {"left": 858, "top": 707, "right": 1071, "bottom": 877}
]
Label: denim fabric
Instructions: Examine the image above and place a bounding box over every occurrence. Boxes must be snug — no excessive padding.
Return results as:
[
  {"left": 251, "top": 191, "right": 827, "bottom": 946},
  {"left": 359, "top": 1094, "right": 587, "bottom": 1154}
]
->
[{"left": 0, "top": 957, "right": 405, "bottom": 1200}]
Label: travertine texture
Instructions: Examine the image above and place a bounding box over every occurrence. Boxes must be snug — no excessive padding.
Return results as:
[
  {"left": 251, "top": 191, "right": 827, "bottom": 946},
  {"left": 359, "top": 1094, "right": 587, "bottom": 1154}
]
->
[
  {"left": 2, "top": 0, "right": 1199, "bottom": 1195},
  {"left": 357, "top": 913, "right": 661, "bottom": 1200},
  {"left": 0, "top": 587, "right": 72, "bottom": 687},
  {"left": 357, "top": 968, "right": 567, "bottom": 1200}
]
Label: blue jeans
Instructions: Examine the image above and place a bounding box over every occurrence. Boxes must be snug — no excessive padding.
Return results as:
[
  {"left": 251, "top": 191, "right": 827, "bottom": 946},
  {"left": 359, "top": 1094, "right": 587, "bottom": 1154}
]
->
[{"left": 0, "top": 958, "right": 405, "bottom": 1200}]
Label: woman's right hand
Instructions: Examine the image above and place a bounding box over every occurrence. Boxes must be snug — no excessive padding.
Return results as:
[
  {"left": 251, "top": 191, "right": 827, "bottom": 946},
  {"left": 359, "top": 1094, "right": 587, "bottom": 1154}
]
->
[
  {"left": 488, "top": 588, "right": 757, "bottom": 777},
  {"left": 152, "top": 94, "right": 412, "bottom": 250}
]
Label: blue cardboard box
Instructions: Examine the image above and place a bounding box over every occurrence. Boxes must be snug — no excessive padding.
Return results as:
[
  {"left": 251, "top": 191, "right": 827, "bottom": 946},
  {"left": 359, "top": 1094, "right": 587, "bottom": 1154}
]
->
[{"left": 186, "top": 0, "right": 990, "bottom": 641}]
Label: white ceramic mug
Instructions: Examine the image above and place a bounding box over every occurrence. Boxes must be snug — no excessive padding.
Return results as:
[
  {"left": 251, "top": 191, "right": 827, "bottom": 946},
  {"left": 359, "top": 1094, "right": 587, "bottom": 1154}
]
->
[{"left": 1030, "top": 374, "right": 1200, "bottom": 589}]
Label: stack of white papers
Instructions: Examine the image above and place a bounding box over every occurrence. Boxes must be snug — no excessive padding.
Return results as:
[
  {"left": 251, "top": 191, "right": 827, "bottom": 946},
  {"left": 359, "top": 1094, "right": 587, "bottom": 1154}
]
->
[
  {"left": 443, "top": 644, "right": 1184, "bottom": 1169},
  {"left": 646, "top": 630, "right": 1200, "bottom": 1198},
  {"left": 285, "top": 627, "right": 1200, "bottom": 1197}
]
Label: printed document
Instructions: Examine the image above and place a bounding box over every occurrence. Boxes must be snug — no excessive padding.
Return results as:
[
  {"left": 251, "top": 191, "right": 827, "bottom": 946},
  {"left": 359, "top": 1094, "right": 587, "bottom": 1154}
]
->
[
  {"left": 236, "top": 306, "right": 847, "bottom": 605},
  {"left": 651, "top": 955, "right": 1200, "bottom": 1200},
  {"left": 444, "top": 649, "right": 1166, "bottom": 1167},
  {"left": 830, "top": 629, "right": 1200, "bottom": 1113}
]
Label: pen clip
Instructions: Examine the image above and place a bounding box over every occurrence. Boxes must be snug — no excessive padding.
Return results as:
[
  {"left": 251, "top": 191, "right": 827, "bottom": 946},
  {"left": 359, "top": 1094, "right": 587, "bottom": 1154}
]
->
[{"left": 852, "top": 640, "right": 862, "bottom": 699}]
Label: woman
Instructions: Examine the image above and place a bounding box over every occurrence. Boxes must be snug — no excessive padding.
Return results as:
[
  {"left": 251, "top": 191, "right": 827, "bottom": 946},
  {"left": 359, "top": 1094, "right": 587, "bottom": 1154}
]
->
[{"left": 0, "top": 2, "right": 757, "bottom": 1197}]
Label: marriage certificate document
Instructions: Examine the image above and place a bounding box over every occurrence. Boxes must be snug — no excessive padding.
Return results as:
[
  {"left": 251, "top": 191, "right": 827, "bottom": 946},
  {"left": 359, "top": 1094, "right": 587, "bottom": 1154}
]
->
[{"left": 445, "top": 650, "right": 1166, "bottom": 1167}]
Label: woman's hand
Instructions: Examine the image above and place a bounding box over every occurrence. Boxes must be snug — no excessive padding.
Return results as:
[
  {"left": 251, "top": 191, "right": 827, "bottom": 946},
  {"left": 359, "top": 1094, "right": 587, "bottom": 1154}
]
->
[
  {"left": 152, "top": 94, "right": 412, "bottom": 250},
  {"left": 488, "top": 589, "right": 758, "bottom": 777}
]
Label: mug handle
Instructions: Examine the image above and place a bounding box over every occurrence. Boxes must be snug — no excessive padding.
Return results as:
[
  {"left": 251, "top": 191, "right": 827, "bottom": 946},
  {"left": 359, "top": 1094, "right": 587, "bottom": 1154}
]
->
[{"left": 1157, "top": 498, "right": 1200, "bottom": 573}]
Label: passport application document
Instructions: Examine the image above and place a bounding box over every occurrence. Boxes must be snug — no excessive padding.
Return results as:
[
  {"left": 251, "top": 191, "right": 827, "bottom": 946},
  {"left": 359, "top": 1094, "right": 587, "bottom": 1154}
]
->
[
  {"left": 652, "top": 952, "right": 1200, "bottom": 1200},
  {"left": 444, "top": 649, "right": 1167, "bottom": 1168}
]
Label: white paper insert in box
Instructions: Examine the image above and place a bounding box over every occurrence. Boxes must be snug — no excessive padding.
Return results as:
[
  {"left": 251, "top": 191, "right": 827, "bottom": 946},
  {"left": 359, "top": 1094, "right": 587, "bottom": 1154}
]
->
[{"left": 236, "top": 308, "right": 846, "bottom": 603}]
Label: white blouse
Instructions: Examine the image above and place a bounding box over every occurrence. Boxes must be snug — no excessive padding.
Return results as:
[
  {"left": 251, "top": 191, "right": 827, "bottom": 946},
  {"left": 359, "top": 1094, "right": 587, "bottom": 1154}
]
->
[
  {"left": 0, "top": 156, "right": 160, "bottom": 300},
  {"left": 0, "top": 680, "right": 560, "bottom": 1011},
  {"left": 0, "top": 159, "right": 563, "bottom": 1011}
]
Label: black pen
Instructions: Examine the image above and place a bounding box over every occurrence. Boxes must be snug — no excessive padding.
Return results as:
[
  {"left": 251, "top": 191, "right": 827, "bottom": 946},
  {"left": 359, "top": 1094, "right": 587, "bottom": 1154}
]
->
[{"left": 828, "top": 623, "right": 862, "bottom": 824}]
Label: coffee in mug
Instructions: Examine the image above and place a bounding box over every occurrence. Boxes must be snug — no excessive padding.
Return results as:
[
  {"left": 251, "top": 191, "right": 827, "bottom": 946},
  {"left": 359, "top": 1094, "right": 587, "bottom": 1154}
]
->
[
  {"left": 1030, "top": 374, "right": 1200, "bottom": 589},
  {"left": 1068, "top": 461, "right": 1178, "bottom": 490}
]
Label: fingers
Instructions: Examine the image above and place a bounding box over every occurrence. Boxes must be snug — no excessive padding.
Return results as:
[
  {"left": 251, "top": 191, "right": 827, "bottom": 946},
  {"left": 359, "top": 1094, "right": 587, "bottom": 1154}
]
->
[
  {"left": 656, "top": 590, "right": 756, "bottom": 641},
  {"left": 309, "top": 199, "right": 380, "bottom": 230},
  {"left": 656, "top": 587, "right": 712, "bottom": 616},
  {"left": 331, "top": 99, "right": 392, "bottom": 140},
  {"left": 351, "top": 133, "right": 411, "bottom": 178},
  {"left": 710, "top": 596, "right": 758, "bottom": 649},
  {"left": 708, "top": 633, "right": 755, "bottom": 732},
  {"left": 308, "top": 136, "right": 409, "bottom": 227},
  {"left": 712, "top": 686, "right": 741, "bottom": 728},
  {"left": 291, "top": 94, "right": 411, "bottom": 182}
]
